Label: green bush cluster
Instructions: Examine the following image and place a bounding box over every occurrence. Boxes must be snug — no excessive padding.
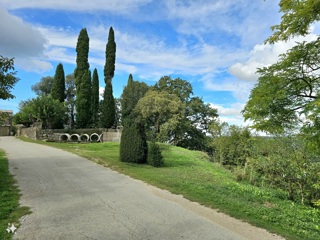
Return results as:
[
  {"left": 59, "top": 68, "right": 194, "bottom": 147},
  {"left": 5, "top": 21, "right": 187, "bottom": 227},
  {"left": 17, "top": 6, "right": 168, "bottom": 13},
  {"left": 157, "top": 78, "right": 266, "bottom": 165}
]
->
[
  {"left": 147, "top": 142, "right": 164, "bottom": 167},
  {"left": 120, "top": 123, "right": 147, "bottom": 164}
]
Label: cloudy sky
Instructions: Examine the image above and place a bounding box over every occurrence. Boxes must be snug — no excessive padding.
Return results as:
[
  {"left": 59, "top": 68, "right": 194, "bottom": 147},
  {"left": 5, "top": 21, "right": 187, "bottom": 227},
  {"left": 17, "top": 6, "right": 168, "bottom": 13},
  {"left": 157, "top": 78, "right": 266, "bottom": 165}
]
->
[{"left": 0, "top": 0, "right": 319, "bottom": 125}]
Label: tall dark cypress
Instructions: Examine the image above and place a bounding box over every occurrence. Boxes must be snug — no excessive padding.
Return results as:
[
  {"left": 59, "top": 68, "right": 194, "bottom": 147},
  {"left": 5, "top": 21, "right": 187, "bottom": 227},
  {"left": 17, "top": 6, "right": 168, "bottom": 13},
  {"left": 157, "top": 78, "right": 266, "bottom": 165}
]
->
[
  {"left": 101, "top": 27, "right": 116, "bottom": 128},
  {"left": 75, "top": 28, "right": 91, "bottom": 128},
  {"left": 104, "top": 27, "right": 116, "bottom": 82},
  {"left": 77, "top": 70, "right": 91, "bottom": 128},
  {"left": 100, "top": 79, "right": 115, "bottom": 128},
  {"left": 91, "top": 68, "right": 99, "bottom": 126},
  {"left": 119, "top": 74, "right": 148, "bottom": 164},
  {"left": 51, "top": 63, "right": 65, "bottom": 102}
]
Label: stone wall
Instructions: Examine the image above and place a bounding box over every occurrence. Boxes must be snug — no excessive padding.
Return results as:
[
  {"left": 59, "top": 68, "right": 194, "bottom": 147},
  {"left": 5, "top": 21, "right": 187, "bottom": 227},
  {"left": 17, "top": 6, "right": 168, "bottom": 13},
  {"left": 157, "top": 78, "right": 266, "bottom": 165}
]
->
[
  {"left": 17, "top": 126, "right": 122, "bottom": 142},
  {"left": 0, "top": 126, "right": 10, "bottom": 136},
  {"left": 19, "top": 126, "right": 41, "bottom": 140}
]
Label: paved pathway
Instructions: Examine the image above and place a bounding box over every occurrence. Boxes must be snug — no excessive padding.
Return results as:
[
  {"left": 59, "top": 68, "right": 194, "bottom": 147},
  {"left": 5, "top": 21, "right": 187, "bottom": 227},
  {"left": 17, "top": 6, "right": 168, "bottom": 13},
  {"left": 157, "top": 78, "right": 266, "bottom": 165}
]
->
[{"left": 0, "top": 137, "right": 283, "bottom": 240}]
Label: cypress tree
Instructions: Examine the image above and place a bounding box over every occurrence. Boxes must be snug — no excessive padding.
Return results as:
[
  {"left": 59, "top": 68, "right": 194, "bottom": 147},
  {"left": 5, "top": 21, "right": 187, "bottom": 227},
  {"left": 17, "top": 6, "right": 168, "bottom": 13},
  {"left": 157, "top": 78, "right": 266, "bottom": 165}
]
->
[
  {"left": 104, "top": 27, "right": 116, "bottom": 82},
  {"left": 121, "top": 74, "right": 149, "bottom": 120},
  {"left": 91, "top": 68, "right": 99, "bottom": 126},
  {"left": 119, "top": 74, "right": 148, "bottom": 164},
  {"left": 74, "top": 28, "right": 91, "bottom": 128},
  {"left": 101, "top": 27, "right": 116, "bottom": 128},
  {"left": 100, "top": 79, "right": 115, "bottom": 128},
  {"left": 120, "top": 123, "right": 147, "bottom": 164},
  {"left": 76, "top": 70, "right": 91, "bottom": 128},
  {"left": 51, "top": 63, "right": 65, "bottom": 102}
]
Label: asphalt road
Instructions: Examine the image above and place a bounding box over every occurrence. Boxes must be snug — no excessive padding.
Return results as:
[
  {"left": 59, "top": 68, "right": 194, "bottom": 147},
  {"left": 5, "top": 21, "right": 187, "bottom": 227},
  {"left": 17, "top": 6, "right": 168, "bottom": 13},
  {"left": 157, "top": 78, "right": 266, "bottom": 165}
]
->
[{"left": 0, "top": 137, "right": 283, "bottom": 240}]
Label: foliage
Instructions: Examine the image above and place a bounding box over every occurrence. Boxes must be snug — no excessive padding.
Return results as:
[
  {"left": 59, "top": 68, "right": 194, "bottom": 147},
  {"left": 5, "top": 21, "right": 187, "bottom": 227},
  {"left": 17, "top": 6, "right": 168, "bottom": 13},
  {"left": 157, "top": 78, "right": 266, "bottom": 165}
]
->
[
  {"left": 0, "top": 150, "right": 30, "bottom": 240},
  {"left": 101, "top": 27, "right": 116, "bottom": 127},
  {"left": 104, "top": 27, "right": 116, "bottom": 82},
  {"left": 210, "top": 122, "right": 253, "bottom": 166},
  {"left": 51, "top": 63, "right": 65, "bottom": 102},
  {"left": 243, "top": 38, "right": 320, "bottom": 134},
  {"left": 75, "top": 70, "right": 91, "bottom": 128},
  {"left": 120, "top": 123, "right": 147, "bottom": 164},
  {"left": 75, "top": 28, "right": 91, "bottom": 128},
  {"left": 120, "top": 74, "right": 149, "bottom": 121},
  {"left": 31, "top": 76, "right": 53, "bottom": 96},
  {"left": 136, "top": 76, "right": 218, "bottom": 149},
  {"left": 15, "top": 95, "right": 67, "bottom": 129},
  {"left": 134, "top": 89, "right": 185, "bottom": 142},
  {"left": 65, "top": 74, "right": 76, "bottom": 129},
  {"left": 0, "top": 55, "right": 19, "bottom": 100},
  {"left": 91, "top": 68, "right": 99, "bottom": 127},
  {"left": 266, "top": 0, "right": 320, "bottom": 43},
  {"left": 26, "top": 139, "right": 320, "bottom": 240},
  {"left": 154, "top": 75, "right": 193, "bottom": 103},
  {"left": 147, "top": 141, "right": 164, "bottom": 167},
  {"left": 74, "top": 28, "right": 90, "bottom": 88},
  {"left": 100, "top": 79, "right": 115, "bottom": 128},
  {"left": 244, "top": 136, "right": 320, "bottom": 206}
]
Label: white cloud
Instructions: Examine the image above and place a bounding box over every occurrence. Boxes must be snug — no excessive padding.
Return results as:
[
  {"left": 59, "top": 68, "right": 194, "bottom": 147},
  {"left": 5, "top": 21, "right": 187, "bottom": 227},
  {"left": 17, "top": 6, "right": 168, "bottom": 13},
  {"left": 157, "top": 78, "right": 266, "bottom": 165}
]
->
[
  {"left": 0, "top": 0, "right": 151, "bottom": 13},
  {"left": 15, "top": 59, "right": 53, "bottom": 73},
  {"left": 229, "top": 34, "right": 319, "bottom": 82},
  {"left": 209, "top": 102, "right": 247, "bottom": 126},
  {"left": 0, "top": 7, "right": 46, "bottom": 58},
  {"left": 164, "top": 0, "right": 280, "bottom": 47}
]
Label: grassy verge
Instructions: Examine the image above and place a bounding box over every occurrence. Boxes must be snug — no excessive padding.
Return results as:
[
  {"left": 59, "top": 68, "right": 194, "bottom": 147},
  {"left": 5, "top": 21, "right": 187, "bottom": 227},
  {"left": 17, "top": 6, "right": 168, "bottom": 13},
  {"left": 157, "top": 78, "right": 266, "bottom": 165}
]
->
[
  {"left": 0, "top": 150, "right": 30, "bottom": 240},
  {"left": 19, "top": 137, "right": 320, "bottom": 239}
]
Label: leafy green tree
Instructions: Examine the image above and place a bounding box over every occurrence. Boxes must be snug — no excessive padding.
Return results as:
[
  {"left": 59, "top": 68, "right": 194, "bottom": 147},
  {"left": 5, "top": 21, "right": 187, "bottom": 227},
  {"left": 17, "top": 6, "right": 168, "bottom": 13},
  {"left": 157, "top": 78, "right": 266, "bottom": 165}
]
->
[
  {"left": 91, "top": 68, "right": 99, "bottom": 126},
  {"left": 134, "top": 89, "right": 185, "bottom": 142},
  {"left": 243, "top": 39, "right": 320, "bottom": 134},
  {"left": 51, "top": 63, "right": 65, "bottom": 102},
  {"left": 209, "top": 122, "right": 253, "bottom": 166},
  {"left": 15, "top": 95, "right": 66, "bottom": 129},
  {"left": 74, "top": 28, "right": 91, "bottom": 128},
  {"left": 31, "top": 76, "right": 53, "bottom": 96},
  {"left": 135, "top": 76, "right": 218, "bottom": 149},
  {"left": 0, "top": 55, "right": 19, "bottom": 100},
  {"left": 154, "top": 75, "right": 193, "bottom": 103},
  {"left": 266, "top": 0, "right": 320, "bottom": 43},
  {"left": 76, "top": 70, "right": 91, "bottom": 128},
  {"left": 101, "top": 27, "right": 116, "bottom": 128}
]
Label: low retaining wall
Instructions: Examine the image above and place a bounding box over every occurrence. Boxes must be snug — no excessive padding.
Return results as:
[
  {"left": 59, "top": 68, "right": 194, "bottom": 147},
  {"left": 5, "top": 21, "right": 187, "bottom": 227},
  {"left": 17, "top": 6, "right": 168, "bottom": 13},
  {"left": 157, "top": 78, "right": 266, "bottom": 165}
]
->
[{"left": 17, "top": 127, "right": 122, "bottom": 142}]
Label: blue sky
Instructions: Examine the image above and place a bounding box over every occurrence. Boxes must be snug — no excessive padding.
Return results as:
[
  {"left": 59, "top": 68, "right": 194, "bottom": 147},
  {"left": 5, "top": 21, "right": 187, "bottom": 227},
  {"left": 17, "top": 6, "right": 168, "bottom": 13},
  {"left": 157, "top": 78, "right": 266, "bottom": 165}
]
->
[{"left": 1, "top": 0, "right": 319, "bottom": 126}]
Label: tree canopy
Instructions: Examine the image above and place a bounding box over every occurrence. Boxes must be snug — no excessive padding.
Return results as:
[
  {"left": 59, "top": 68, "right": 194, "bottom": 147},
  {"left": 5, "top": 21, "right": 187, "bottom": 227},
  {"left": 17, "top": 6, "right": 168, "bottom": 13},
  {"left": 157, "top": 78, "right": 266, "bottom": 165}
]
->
[
  {"left": 75, "top": 28, "right": 91, "bottom": 128},
  {"left": 243, "top": 38, "right": 320, "bottom": 134},
  {"left": 244, "top": 0, "right": 320, "bottom": 136},
  {"left": 51, "top": 63, "right": 65, "bottom": 102},
  {"left": 14, "top": 95, "right": 66, "bottom": 129},
  {"left": 101, "top": 27, "right": 117, "bottom": 128},
  {"left": 91, "top": 68, "right": 100, "bottom": 126},
  {"left": 31, "top": 76, "right": 53, "bottom": 96},
  {"left": 0, "top": 55, "right": 19, "bottom": 100},
  {"left": 266, "top": 0, "right": 320, "bottom": 43},
  {"left": 120, "top": 74, "right": 149, "bottom": 121}
]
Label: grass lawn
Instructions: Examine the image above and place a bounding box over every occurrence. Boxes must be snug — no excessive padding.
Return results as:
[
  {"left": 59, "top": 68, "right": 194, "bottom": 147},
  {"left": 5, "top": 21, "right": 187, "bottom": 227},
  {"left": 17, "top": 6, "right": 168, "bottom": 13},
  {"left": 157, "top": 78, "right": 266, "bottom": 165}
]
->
[
  {"left": 17, "top": 137, "right": 320, "bottom": 239},
  {"left": 0, "top": 150, "right": 30, "bottom": 240}
]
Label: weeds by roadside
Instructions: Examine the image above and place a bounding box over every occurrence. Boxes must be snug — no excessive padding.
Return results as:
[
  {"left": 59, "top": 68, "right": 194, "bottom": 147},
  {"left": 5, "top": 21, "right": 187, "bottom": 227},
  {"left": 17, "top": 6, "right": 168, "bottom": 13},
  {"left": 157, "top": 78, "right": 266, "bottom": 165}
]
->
[{"left": 0, "top": 150, "right": 30, "bottom": 240}]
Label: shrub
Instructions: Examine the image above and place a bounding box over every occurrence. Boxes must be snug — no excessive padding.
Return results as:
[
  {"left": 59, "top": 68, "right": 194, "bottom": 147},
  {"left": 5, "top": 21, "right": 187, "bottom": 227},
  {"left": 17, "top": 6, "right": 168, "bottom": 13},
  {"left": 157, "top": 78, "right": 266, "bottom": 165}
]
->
[
  {"left": 120, "top": 123, "right": 147, "bottom": 164},
  {"left": 147, "top": 142, "right": 164, "bottom": 167}
]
